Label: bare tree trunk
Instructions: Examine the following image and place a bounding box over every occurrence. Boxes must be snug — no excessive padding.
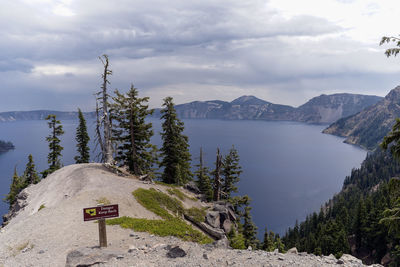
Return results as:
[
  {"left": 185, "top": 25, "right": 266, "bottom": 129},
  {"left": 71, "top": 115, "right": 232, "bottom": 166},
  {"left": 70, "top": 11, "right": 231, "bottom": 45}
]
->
[
  {"left": 95, "top": 99, "right": 104, "bottom": 158},
  {"left": 213, "top": 148, "right": 222, "bottom": 201},
  {"left": 100, "top": 55, "right": 113, "bottom": 164}
]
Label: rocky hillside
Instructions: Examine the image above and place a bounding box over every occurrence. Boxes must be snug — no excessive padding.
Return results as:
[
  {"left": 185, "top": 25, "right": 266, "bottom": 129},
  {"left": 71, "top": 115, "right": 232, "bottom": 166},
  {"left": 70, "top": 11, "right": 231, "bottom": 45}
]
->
[
  {"left": 323, "top": 86, "right": 400, "bottom": 150},
  {"left": 0, "top": 164, "right": 380, "bottom": 266},
  {"left": 0, "top": 110, "right": 95, "bottom": 122},
  {"left": 293, "top": 93, "right": 382, "bottom": 124},
  {"left": 153, "top": 94, "right": 382, "bottom": 124}
]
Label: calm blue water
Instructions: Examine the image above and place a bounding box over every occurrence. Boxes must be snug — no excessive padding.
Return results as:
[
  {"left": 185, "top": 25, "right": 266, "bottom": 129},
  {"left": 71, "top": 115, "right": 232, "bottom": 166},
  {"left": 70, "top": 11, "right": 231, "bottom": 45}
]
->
[{"left": 0, "top": 118, "right": 366, "bottom": 238}]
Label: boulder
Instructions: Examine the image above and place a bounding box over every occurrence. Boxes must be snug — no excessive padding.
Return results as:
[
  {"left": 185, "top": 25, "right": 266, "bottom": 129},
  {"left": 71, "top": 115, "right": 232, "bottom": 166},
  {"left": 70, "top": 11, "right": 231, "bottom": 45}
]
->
[
  {"left": 205, "top": 211, "right": 220, "bottom": 228},
  {"left": 339, "top": 254, "right": 362, "bottom": 264},
  {"left": 184, "top": 181, "right": 200, "bottom": 194},
  {"left": 222, "top": 219, "right": 233, "bottom": 233},
  {"left": 166, "top": 246, "right": 186, "bottom": 258},
  {"left": 287, "top": 247, "right": 298, "bottom": 254},
  {"left": 65, "top": 247, "right": 120, "bottom": 267},
  {"left": 199, "top": 222, "right": 226, "bottom": 239}
]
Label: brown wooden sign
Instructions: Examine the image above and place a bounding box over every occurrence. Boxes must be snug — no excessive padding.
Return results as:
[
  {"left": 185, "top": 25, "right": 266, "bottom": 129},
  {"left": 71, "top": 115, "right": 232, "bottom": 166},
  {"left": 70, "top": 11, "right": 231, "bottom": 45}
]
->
[{"left": 83, "top": 204, "right": 119, "bottom": 221}]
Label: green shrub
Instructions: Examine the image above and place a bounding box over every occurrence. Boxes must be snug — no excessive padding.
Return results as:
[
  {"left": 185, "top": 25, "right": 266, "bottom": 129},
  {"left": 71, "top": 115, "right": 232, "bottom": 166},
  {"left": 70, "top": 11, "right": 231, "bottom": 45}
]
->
[
  {"left": 38, "top": 204, "right": 45, "bottom": 211},
  {"left": 108, "top": 216, "right": 212, "bottom": 244},
  {"left": 111, "top": 188, "right": 213, "bottom": 244},
  {"left": 184, "top": 207, "right": 206, "bottom": 223},
  {"left": 133, "top": 188, "right": 184, "bottom": 219}
]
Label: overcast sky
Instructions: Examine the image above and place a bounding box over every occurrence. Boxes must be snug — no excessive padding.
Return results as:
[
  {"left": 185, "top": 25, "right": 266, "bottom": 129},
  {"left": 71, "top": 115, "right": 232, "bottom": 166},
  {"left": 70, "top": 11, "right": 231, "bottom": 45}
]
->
[{"left": 2, "top": 0, "right": 400, "bottom": 111}]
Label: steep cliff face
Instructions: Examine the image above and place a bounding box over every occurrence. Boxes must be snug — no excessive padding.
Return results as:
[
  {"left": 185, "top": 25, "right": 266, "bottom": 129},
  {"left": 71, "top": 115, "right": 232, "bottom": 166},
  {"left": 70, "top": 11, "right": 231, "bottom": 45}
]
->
[
  {"left": 293, "top": 94, "right": 382, "bottom": 124},
  {"left": 323, "top": 86, "right": 400, "bottom": 150},
  {"left": 156, "top": 94, "right": 382, "bottom": 124}
]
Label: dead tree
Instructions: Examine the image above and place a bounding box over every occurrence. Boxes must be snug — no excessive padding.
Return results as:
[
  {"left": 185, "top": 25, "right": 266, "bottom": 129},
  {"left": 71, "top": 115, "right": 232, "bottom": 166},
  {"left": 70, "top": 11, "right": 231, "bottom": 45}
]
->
[
  {"left": 95, "top": 54, "right": 114, "bottom": 164},
  {"left": 213, "top": 148, "right": 223, "bottom": 201}
]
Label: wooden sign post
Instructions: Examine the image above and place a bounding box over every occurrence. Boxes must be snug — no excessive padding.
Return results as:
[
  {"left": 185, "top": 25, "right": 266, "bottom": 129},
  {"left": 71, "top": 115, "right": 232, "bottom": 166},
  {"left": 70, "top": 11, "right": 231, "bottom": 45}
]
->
[{"left": 83, "top": 204, "right": 119, "bottom": 247}]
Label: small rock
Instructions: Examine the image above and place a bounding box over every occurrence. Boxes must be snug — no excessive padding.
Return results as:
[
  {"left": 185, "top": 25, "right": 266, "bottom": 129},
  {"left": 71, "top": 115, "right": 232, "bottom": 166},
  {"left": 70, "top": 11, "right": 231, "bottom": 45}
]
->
[
  {"left": 247, "top": 246, "right": 252, "bottom": 251},
  {"left": 38, "top": 250, "right": 45, "bottom": 254},
  {"left": 273, "top": 249, "right": 279, "bottom": 254},
  {"left": 128, "top": 245, "right": 137, "bottom": 252},
  {"left": 287, "top": 247, "right": 297, "bottom": 254},
  {"left": 166, "top": 246, "right": 187, "bottom": 258},
  {"left": 336, "top": 259, "right": 344, "bottom": 264},
  {"left": 203, "top": 253, "right": 208, "bottom": 259},
  {"left": 340, "top": 254, "right": 362, "bottom": 264},
  {"left": 21, "top": 247, "right": 31, "bottom": 253},
  {"left": 278, "top": 256, "right": 285, "bottom": 261},
  {"left": 129, "top": 233, "right": 136, "bottom": 237},
  {"left": 116, "top": 255, "right": 124, "bottom": 260},
  {"left": 212, "top": 237, "right": 230, "bottom": 249}
]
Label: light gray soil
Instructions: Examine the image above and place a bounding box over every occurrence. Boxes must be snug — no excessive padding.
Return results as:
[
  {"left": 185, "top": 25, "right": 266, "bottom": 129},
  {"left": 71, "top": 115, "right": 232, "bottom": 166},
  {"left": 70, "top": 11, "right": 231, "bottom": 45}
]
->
[{"left": 0, "top": 164, "right": 382, "bottom": 267}]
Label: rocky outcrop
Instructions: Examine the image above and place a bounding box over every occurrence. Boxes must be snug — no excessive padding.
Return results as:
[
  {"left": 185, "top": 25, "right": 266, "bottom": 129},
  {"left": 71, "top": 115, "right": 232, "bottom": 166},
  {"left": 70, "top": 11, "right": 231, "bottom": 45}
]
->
[
  {"left": 323, "top": 86, "right": 400, "bottom": 150},
  {"left": 2, "top": 191, "right": 29, "bottom": 227},
  {"left": 152, "top": 94, "right": 381, "bottom": 124}
]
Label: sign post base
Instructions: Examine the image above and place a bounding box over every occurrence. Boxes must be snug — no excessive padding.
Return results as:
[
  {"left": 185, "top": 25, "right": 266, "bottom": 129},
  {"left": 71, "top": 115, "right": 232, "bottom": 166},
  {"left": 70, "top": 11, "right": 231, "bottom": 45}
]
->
[{"left": 98, "top": 218, "right": 107, "bottom": 247}]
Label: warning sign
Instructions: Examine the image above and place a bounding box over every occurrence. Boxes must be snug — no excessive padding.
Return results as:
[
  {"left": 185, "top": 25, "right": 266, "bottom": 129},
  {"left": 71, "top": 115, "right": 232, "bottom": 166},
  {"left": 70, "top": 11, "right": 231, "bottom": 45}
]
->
[{"left": 83, "top": 204, "right": 119, "bottom": 221}]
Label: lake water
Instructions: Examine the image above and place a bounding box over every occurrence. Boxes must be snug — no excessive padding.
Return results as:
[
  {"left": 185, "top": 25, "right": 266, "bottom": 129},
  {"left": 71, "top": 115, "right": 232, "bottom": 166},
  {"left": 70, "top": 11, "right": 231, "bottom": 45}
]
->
[{"left": 0, "top": 118, "right": 366, "bottom": 237}]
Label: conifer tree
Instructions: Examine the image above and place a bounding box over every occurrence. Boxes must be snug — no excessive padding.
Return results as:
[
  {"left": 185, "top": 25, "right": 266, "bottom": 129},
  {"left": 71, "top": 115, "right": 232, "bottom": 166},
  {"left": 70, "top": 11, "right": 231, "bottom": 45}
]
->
[
  {"left": 22, "top": 154, "right": 40, "bottom": 185},
  {"left": 213, "top": 148, "right": 223, "bottom": 201},
  {"left": 262, "top": 227, "right": 275, "bottom": 251},
  {"left": 42, "top": 114, "right": 64, "bottom": 178},
  {"left": 222, "top": 145, "right": 242, "bottom": 200},
  {"left": 111, "top": 85, "right": 157, "bottom": 175},
  {"left": 242, "top": 205, "right": 258, "bottom": 249},
  {"left": 195, "top": 147, "right": 213, "bottom": 201},
  {"left": 4, "top": 167, "right": 22, "bottom": 206},
  {"left": 75, "top": 108, "right": 90, "bottom": 163},
  {"left": 160, "top": 96, "right": 192, "bottom": 184}
]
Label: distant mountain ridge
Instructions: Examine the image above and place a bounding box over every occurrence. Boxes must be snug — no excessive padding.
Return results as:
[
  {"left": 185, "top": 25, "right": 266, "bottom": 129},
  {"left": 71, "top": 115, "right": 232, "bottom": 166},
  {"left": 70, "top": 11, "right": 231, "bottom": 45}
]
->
[
  {"left": 0, "top": 93, "right": 382, "bottom": 125},
  {"left": 0, "top": 110, "right": 95, "bottom": 122},
  {"left": 323, "top": 86, "right": 400, "bottom": 150},
  {"left": 153, "top": 94, "right": 382, "bottom": 124}
]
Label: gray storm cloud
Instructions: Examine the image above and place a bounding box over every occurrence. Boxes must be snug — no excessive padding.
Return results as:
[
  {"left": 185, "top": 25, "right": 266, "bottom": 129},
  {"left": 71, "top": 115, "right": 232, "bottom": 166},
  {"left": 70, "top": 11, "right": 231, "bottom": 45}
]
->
[{"left": 0, "top": 0, "right": 399, "bottom": 111}]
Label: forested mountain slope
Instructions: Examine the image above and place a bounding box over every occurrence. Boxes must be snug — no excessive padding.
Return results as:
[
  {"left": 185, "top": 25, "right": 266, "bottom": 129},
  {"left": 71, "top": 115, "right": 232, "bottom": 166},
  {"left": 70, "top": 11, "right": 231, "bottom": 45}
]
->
[
  {"left": 323, "top": 86, "right": 400, "bottom": 150},
  {"left": 283, "top": 148, "right": 400, "bottom": 266}
]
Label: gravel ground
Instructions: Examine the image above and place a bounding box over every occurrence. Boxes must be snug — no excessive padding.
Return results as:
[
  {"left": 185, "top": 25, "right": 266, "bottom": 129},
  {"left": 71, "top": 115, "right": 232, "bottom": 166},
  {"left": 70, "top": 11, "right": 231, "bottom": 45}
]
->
[{"left": 0, "top": 164, "right": 383, "bottom": 267}]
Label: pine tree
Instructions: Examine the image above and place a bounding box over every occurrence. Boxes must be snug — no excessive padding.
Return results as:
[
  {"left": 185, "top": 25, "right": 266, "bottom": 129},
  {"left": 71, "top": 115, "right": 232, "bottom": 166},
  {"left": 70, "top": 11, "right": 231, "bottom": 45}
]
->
[
  {"left": 354, "top": 197, "right": 367, "bottom": 251},
  {"left": 242, "top": 205, "right": 258, "bottom": 249},
  {"left": 222, "top": 145, "right": 242, "bottom": 200},
  {"left": 42, "top": 114, "right": 64, "bottom": 178},
  {"left": 262, "top": 227, "right": 275, "bottom": 251},
  {"left": 159, "top": 96, "right": 192, "bottom": 184},
  {"left": 4, "top": 167, "right": 22, "bottom": 206},
  {"left": 75, "top": 108, "right": 90, "bottom": 164},
  {"left": 111, "top": 85, "right": 157, "bottom": 175},
  {"left": 22, "top": 154, "right": 40, "bottom": 185},
  {"left": 213, "top": 148, "right": 223, "bottom": 201},
  {"left": 195, "top": 147, "right": 213, "bottom": 201}
]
